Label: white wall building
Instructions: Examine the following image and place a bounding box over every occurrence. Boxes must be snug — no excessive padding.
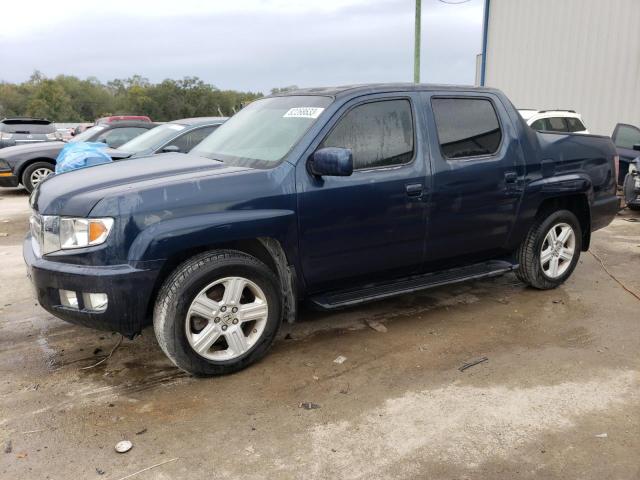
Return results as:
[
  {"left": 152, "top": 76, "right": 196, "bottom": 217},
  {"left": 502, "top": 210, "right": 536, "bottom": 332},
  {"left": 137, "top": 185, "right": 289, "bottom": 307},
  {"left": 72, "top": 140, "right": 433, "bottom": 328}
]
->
[{"left": 479, "top": 0, "right": 640, "bottom": 136}]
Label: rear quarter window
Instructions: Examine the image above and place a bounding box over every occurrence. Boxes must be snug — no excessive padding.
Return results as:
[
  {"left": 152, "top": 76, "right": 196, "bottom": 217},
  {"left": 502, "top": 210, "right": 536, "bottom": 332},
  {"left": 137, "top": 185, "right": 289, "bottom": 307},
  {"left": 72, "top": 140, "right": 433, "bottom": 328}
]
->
[
  {"left": 566, "top": 117, "right": 586, "bottom": 132},
  {"left": 431, "top": 97, "right": 502, "bottom": 159},
  {"left": 546, "top": 117, "right": 568, "bottom": 132}
]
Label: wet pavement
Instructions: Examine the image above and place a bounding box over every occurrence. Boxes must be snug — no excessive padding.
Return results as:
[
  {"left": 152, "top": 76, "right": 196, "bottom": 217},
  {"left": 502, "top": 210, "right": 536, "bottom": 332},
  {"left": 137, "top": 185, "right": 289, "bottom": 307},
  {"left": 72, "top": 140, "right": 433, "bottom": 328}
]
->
[{"left": 1, "top": 186, "right": 639, "bottom": 479}]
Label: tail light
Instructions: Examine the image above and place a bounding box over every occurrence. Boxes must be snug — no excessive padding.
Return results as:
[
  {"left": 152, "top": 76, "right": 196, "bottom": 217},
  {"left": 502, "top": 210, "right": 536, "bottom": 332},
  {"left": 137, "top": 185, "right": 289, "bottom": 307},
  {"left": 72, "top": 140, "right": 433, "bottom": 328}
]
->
[{"left": 613, "top": 154, "right": 620, "bottom": 184}]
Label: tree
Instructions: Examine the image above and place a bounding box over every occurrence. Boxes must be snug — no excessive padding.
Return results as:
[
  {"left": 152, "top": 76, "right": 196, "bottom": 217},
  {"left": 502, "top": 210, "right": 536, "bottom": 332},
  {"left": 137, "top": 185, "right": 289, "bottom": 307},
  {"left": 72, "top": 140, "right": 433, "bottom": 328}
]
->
[
  {"left": 0, "top": 71, "right": 264, "bottom": 122},
  {"left": 26, "top": 79, "right": 76, "bottom": 121}
]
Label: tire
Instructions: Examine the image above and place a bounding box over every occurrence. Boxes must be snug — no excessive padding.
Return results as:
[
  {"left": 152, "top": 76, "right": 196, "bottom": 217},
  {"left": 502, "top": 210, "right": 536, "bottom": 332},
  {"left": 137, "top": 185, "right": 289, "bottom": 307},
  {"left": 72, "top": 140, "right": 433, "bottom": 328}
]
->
[
  {"left": 21, "top": 161, "right": 54, "bottom": 193},
  {"left": 628, "top": 204, "right": 640, "bottom": 211},
  {"left": 153, "top": 250, "right": 282, "bottom": 376},
  {"left": 515, "top": 209, "right": 582, "bottom": 290}
]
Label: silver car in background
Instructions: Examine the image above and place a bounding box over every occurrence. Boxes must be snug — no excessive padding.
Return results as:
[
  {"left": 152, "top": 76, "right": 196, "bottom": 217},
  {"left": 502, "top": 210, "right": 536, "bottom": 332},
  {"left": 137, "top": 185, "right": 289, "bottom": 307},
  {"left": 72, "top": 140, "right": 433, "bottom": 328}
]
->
[{"left": 0, "top": 117, "right": 61, "bottom": 149}]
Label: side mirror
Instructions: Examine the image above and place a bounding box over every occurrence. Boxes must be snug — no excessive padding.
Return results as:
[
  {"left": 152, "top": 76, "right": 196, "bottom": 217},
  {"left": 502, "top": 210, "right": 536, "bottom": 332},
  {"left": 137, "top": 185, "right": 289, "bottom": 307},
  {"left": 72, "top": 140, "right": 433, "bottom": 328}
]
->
[
  {"left": 162, "top": 145, "right": 180, "bottom": 153},
  {"left": 633, "top": 144, "right": 640, "bottom": 151},
  {"left": 309, "top": 147, "right": 353, "bottom": 177},
  {"left": 99, "top": 137, "right": 108, "bottom": 144}
]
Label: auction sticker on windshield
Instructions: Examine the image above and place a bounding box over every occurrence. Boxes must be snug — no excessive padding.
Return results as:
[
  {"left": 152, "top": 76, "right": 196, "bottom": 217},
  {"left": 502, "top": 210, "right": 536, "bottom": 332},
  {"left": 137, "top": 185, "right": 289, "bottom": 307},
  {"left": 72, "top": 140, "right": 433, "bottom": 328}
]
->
[{"left": 283, "top": 107, "right": 324, "bottom": 119}]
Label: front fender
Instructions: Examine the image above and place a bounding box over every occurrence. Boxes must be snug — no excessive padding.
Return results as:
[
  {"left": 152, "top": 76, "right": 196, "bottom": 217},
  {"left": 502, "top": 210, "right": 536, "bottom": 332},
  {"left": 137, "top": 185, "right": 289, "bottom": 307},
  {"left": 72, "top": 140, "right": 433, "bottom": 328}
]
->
[{"left": 127, "top": 209, "right": 296, "bottom": 261}]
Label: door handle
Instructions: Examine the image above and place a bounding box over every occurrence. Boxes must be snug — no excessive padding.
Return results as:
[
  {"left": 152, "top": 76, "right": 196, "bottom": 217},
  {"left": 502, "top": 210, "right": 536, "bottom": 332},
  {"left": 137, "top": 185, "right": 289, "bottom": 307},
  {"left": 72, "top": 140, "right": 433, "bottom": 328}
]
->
[
  {"left": 405, "top": 183, "right": 424, "bottom": 197},
  {"left": 504, "top": 172, "right": 518, "bottom": 184}
]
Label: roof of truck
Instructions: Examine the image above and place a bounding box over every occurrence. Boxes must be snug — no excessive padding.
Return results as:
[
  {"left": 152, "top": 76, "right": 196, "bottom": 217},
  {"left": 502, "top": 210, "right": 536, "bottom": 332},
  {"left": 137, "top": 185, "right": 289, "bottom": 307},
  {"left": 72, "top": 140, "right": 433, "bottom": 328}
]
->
[{"left": 271, "top": 83, "right": 502, "bottom": 98}]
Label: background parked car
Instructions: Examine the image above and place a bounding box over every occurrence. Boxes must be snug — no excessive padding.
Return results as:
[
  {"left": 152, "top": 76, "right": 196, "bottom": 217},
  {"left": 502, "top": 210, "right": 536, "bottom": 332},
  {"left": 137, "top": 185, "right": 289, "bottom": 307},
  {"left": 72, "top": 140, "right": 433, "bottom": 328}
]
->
[
  {"left": 106, "top": 117, "right": 227, "bottom": 160},
  {"left": 95, "top": 115, "right": 152, "bottom": 124},
  {"left": 519, "top": 109, "right": 589, "bottom": 134},
  {"left": 0, "top": 118, "right": 61, "bottom": 149},
  {"left": 611, "top": 122, "right": 640, "bottom": 186},
  {"left": 622, "top": 155, "right": 640, "bottom": 210},
  {"left": 0, "top": 121, "right": 155, "bottom": 192}
]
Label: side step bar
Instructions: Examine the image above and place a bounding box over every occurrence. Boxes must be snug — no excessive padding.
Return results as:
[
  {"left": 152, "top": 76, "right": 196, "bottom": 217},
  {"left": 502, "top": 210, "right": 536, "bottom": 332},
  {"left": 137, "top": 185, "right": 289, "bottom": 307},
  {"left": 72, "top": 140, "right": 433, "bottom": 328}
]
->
[{"left": 309, "top": 260, "right": 517, "bottom": 310}]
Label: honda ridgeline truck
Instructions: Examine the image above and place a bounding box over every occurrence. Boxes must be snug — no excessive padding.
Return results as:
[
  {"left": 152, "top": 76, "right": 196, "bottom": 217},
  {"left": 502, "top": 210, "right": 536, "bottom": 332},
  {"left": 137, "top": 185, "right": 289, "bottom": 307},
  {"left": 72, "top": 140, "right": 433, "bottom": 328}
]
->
[{"left": 24, "top": 84, "right": 620, "bottom": 376}]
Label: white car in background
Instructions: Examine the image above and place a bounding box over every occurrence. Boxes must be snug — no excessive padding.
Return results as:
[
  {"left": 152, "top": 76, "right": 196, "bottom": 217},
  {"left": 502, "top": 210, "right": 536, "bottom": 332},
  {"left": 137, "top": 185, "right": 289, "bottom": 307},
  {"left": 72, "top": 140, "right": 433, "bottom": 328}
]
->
[{"left": 519, "top": 109, "right": 589, "bottom": 134}]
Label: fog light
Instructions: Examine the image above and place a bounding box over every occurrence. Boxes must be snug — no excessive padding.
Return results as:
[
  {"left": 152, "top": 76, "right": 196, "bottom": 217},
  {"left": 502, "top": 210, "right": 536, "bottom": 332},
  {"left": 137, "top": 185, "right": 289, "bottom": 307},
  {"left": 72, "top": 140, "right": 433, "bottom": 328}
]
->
[
  {"left": 83, "top": 293, "right": 108, "bottom": 312},
  {"left": 59, "top": 289, "right": 78, "bottom": 309}
]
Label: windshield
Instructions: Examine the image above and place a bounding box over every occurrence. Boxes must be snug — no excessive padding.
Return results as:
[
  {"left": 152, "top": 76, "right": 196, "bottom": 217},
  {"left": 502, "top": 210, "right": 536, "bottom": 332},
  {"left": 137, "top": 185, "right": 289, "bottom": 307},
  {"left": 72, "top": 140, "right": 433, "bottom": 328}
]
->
[
  {"left": 190, "top": 95, "right": 332, "bottom": 167},
  {"left": 118, "top": 123, "right": 186, "bottom": 153},
  {"left": 69, "top": 125, "right": 106, "bottom": 143}
]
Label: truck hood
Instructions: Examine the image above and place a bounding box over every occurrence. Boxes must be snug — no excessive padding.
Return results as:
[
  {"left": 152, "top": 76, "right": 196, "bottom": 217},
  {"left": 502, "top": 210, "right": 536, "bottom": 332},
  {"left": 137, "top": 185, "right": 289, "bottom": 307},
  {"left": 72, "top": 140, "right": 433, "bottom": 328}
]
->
[
  {"left": 32, "top": 153, "right": 250, "bottom": 216},
  {"left": 0, "top": 141, "right": 65, "bottom": 165}
]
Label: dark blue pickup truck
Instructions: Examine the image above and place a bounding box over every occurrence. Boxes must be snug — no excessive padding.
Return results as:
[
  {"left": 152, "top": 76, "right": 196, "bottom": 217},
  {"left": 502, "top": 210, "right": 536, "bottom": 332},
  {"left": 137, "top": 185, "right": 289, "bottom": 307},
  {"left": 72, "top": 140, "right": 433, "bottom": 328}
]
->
[{"left": 24, "top": 84, "right": 619, "bottom": 376}]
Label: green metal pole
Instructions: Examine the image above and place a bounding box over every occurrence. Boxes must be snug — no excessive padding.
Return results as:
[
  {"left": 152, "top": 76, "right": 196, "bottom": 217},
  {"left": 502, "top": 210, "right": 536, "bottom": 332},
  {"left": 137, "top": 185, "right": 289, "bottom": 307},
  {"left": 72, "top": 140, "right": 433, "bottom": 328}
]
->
[{"left": 414, "top": 0, "right": 421, "bottom": 83}]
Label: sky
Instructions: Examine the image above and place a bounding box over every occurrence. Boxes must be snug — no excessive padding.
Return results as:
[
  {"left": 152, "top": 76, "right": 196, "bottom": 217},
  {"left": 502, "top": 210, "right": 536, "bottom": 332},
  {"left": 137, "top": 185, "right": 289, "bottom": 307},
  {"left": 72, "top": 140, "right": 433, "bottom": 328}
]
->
[{"left": 0, "top": 0, "right": 484, "bottom": 94}]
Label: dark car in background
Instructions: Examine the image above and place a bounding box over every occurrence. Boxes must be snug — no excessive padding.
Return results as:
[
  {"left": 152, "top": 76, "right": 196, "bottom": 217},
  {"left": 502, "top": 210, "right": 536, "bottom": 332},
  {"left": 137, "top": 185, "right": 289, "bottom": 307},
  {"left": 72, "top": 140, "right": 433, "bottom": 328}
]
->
[
  {"left": 612, "top": 123, "right": 640, "bottom": 182},
  {"left": 106, "top": 117, "right": 227, "bottom": 160},
  {"left": 611, "top": 123, "right": 640, "bottom": 210},
  {"left": 0, "top": 118, "right": 61, "bottom": 149},
  {"left": 0, "top": 121, "right": 154, "bottom": 192}
]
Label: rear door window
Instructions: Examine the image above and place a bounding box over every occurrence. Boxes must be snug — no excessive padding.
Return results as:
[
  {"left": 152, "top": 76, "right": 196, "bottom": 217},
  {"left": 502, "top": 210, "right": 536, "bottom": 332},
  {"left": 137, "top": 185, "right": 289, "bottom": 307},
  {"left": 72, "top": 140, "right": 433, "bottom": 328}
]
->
[
  {"left": 612, "top": 124, "right": 640, "bottom": 149},
  {"left": 431, "top": 97, "right": 502, "bottom": 159},
  {"left": 320, "top": 99, "right": 414, "bottom": 170}
]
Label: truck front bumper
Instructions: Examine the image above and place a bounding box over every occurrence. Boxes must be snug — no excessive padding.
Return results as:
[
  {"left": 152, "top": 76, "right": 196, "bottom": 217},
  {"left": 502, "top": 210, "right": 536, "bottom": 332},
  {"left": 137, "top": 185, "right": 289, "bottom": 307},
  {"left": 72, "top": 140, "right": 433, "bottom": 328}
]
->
[{"left": 23, "top": 237, "right": 162, "bottom": 338}]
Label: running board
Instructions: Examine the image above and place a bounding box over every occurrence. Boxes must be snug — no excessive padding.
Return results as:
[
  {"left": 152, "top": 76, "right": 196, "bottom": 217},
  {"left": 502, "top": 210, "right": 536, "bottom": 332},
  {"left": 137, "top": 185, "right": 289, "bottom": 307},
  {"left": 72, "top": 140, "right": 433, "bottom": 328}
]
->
[{"left": 309, "top": 260, "right": 517, "bottom": 310}]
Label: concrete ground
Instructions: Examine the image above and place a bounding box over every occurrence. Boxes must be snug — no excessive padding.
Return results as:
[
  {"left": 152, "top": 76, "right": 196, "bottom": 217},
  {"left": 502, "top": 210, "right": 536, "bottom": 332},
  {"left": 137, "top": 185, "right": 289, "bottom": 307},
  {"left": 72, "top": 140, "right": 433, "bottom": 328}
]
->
[{"left": 1, "top": 186, "right": 639, "bottom": 480}]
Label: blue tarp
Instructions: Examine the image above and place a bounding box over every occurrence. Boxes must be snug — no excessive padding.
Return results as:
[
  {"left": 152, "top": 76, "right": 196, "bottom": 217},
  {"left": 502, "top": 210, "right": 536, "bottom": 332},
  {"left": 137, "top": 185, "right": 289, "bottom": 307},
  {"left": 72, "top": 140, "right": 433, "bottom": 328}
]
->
[{"left": 55, "top": 142, "right": 112, "bottom": 174}]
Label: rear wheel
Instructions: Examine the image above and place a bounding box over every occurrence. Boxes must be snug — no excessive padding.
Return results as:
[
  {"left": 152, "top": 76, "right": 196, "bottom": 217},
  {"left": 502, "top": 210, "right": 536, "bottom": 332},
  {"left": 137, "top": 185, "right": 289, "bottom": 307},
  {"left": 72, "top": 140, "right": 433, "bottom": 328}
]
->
[
  {"left": 153, "top": 250, "right": 282, "bottom": 376},
  {"left": 516, "top": 209, "right": 582, "bottom": 289},
  {"left": 22, "top": 161, "right": 54, "bottom": 193}
]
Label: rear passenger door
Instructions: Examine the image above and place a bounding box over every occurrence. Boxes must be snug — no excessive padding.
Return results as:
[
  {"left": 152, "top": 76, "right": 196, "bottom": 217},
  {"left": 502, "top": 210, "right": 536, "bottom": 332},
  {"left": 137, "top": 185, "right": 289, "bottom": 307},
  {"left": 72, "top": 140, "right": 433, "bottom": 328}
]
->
[{"left": 422, "top": 93, "right": 525, "bottom": 268}]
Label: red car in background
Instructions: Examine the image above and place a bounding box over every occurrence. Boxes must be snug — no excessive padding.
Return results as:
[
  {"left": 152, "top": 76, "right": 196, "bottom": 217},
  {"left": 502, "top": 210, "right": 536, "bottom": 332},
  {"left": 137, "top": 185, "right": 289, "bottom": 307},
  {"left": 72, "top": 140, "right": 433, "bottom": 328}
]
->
[{"left": 96, "top": 115, "right": 152, "bottom": 124}]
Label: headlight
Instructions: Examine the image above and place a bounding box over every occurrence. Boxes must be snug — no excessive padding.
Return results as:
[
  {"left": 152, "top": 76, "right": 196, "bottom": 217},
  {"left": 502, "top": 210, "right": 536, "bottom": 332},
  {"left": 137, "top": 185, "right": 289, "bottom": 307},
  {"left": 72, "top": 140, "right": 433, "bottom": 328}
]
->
[
  {"left": 46, "top": 133, "right": 57, "bottom": 140},
  {"left": 0, "top": 133, "right": 13, "bottom": 140},
  {"left": 31, "top": 214, "right": 114, "bottom": 255},
  {"left": 60, "top": 218, "right": 114, "bottom": 249}
]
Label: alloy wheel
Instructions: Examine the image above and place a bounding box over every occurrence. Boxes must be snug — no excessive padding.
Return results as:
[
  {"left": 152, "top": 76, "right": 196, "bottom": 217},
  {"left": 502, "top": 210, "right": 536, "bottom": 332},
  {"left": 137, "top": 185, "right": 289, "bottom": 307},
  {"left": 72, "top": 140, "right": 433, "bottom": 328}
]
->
[
  {"left": 185, "top": 276, "right": 269, "bottom": 361},
  {"left": 540, "top": 222, "right": 575, "bottom": 278},
  {"left": 30, "top": 167, "right": 53, "bottom": 187}
]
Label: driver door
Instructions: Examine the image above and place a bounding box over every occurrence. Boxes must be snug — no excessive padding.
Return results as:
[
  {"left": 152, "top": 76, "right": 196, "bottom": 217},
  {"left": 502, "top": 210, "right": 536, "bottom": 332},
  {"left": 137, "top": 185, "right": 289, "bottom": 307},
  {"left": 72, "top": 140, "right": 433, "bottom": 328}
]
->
[{"left": 296, "top": 94, "right": 430, "bottom": 292}]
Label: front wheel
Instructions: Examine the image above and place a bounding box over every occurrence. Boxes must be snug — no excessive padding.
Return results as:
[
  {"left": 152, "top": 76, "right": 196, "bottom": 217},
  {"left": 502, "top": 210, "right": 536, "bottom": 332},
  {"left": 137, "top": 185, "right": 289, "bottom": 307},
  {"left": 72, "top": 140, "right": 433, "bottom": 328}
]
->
[
  {"left": 516, "top": 209, "right": 582, "bottom": 289},
  {"left": 22, "top": 161, "right": 54, "bottom": 193},
  {"left": 153, "top": 250, "right": 282, "bottom": 376}
]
